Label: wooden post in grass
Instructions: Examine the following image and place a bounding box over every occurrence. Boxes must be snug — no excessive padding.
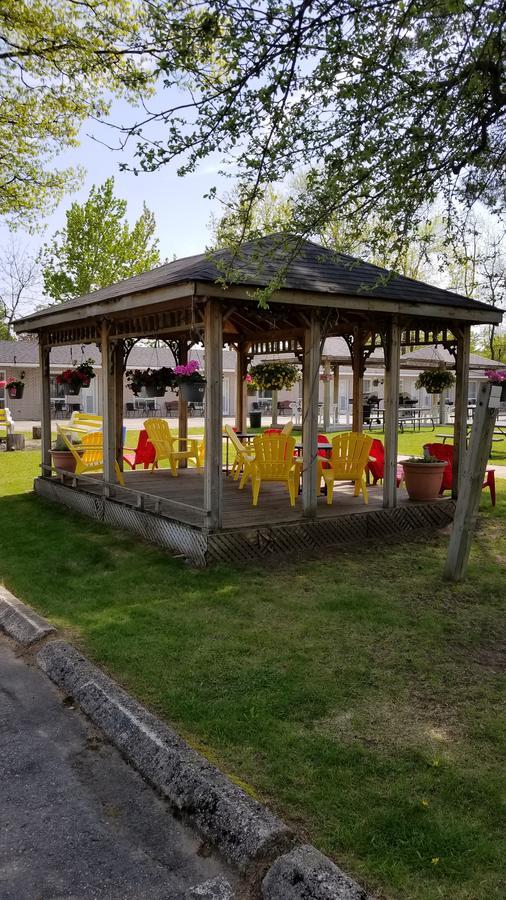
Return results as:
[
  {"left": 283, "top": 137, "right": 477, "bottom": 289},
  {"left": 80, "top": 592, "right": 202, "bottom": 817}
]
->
[{"left": 444, "top": 381, "right": 500, "bottom": 581}]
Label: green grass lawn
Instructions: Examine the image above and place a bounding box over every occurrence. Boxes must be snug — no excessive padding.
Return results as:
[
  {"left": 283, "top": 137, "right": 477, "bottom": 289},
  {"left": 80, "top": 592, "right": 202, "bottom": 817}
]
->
[{"left": 0, "top": 449, "right": 505, "bottom": 900}]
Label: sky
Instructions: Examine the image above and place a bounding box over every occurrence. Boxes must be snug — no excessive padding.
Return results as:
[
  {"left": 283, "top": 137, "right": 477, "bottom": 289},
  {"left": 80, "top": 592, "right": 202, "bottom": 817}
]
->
[{"left": 0, "top": 91, "right": 232, "bottom": 314}]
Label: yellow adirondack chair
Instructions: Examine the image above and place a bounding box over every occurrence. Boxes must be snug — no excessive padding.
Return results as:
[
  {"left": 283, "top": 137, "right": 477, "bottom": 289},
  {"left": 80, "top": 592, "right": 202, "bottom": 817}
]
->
[
  {"left": 56, "top": 427, "right": 124, "bottom": 485},
  {"left": 318, "top": 432, "right": 373, "bottom": 505},
  {"left": 224, "top": 425, "right": 255, "bottom": 481},
  {"left": 143, "top": 418, "right": 200, "bottom": 476},
  {"left": 247, "top": 433, "right": 300, "bottom": 506}
]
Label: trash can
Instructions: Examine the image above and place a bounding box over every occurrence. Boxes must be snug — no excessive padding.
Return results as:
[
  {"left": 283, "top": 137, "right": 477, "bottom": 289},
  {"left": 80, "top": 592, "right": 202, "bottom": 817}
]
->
[{"left": 249, "top": 410, "right": 262, "bottom": 429}]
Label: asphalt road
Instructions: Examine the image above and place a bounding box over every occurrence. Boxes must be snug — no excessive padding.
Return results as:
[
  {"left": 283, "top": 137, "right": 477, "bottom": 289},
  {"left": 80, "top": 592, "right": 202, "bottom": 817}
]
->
[{"left": 0, "top": 637, "right": 232, "bottom": 900}]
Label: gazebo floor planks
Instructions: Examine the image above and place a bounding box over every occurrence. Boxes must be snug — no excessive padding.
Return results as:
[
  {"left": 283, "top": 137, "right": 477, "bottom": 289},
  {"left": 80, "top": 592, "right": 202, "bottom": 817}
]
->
[{"left": 78, "top": 467, "right": 449, "bottom": 529}]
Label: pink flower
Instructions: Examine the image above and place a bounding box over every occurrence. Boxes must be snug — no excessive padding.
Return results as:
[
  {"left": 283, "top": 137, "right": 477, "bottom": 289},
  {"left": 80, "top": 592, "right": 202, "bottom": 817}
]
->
[
  {"left": 0, "top": 380, "right": 6, "bottom": 389},
  {"left": 173, "top": 360, "right": 200, "bottom": 376},
  {"left": 245, "top": 374, "right": 253, "bottom": 383},
  {"left": 484, "top": 369, "right": 506, "bottom": 383}
]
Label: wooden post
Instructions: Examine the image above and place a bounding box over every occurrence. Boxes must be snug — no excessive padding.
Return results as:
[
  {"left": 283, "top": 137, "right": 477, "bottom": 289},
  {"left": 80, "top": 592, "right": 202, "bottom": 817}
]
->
[
  {"left": 452, "top": 326, "right": 471, "bottom": 498},
  {"left": 302, "top": 311, "right": 322, "bottom": 517},
  {"left": 439, "top": 390, "right": 448, "bottom": 425},
  {"left": 351, "top": 331, "right": 364, "bottom": 433},
  {"left": 101, "top": 320, "right": 116, "bottom": 494},
  {"left": 383, "top": 319, "right": 401, "bottom": 508},
  {"left": 271, "top": 389, "right": 278, "bottom": 427},
  {"left": 322, "top": 358, "right": 331, "bottom": 431},
  {"left": 204, "top": 299, "right": 223, "bottom": 529},
  {"left": 444, "top": 381, "right": 500, "bottom": 581},
  {"left": 39, "top": 338, "right": 52, "bottom": 476},
  {"left": 333, "top": 364, "right": 340, "bottom": 424},
  {"left": 178, "top": 339, "right": 189, "bottom": 468},
  {"left": 235, "top": 341, "right": 249, "bottom": 432},
  {"left": 114, "top": 340, "right": 124, "bottom": 468}
]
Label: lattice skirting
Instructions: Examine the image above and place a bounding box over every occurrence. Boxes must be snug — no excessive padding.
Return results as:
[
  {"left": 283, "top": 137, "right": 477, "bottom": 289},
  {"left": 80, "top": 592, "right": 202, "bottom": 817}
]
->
[
  {"left": 205, "top": 500, "right": 456, "bottom": 563},
  {"left": 34, "top": 477, "right": 455, "bottom": 566},
  {"left": 34, "top": 478, "right": 208, "bottom": 566}
]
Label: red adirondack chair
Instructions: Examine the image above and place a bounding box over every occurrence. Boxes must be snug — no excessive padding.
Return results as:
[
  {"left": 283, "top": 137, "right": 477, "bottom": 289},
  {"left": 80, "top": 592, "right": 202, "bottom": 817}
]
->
[
  {"left": 317, "top": 433, "right": 332, "bottom": 468},
  {"left": 365, "top": 438, "right": 403, "bottom": 486},
  {"left": 423, "top": 442, "right": 496, "bottom": 505},
  {"left": 123, "top": 429, "right": 157, "bottom": 470}
]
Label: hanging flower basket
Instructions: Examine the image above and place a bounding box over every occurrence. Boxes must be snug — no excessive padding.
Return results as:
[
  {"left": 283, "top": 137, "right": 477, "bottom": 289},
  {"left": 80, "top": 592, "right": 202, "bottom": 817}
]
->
[
  {"left": 1, "top": 373, "right": 26, "bottom": 400},
  {"left": 7, "top": 380, "right": 25, "bottom": 399},
  {"left": 415, "top": 368, "right": 455, "bottom": 394},
  {"left": 173, "top": 361, "right": 206, "bottom": 402},
  {"left": 125, "top": 367, "right": 175, "bottom": 397},
  {"left": 484, "top": 369, "right": 506, "bottom": 401},
  {"left": 56, "top": 359, "right": 95, "bottom": 395},
  {"left": 244, "top": 373, "right": 256, "bottom": 394},
  {"left": 179, "top": 381, "right": 206, "bottom": 403},
  {"left": 247, "top": 362, "right": 299, "bottom": 391}
]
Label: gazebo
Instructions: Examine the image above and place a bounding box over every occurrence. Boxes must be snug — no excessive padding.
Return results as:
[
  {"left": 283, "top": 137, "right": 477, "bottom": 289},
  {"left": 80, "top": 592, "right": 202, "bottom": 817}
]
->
[{"left": 15, "top": 235, "right": 502, "bottom": 564}]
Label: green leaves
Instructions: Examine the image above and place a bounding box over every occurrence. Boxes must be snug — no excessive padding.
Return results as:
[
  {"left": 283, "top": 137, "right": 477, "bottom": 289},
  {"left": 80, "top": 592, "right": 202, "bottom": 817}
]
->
[
  {"left": 0, "top": 0, "right": 157, "bottom": 223},
  {"left": 135, "top": 0, "right": 505, "bottom": 266},
  {"left": 41, "top": 177, "right": 160, "bottom": 303}
]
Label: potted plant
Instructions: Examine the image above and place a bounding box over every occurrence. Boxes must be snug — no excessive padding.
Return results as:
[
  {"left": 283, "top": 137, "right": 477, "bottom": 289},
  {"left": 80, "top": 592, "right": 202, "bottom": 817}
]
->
[
  {"left": 484, "top": 369, "right": 506, "bottom": 401},
  {"left": 415, "top": 368, "right": 455, "bottom": 394},
  {"left": 173, "top": 360, "right": 206, "bottom": 402},
  {"left": 0, "top": 372, "right": 25, "bottom": 399},
  {"left": 401, "top": 452, "right": 449, "bottom": 501},
  {"left": 50, "top": 432, "right": 82, "bottom": 473},
  {"left": 126, "top": 366, "right": 175, "bottom": 397},
  {"left": 247, "top": 361, "right": 299, "bottom": 391},
  {"left": 56, "top": 359, "right": 95, "bottom": 395}
]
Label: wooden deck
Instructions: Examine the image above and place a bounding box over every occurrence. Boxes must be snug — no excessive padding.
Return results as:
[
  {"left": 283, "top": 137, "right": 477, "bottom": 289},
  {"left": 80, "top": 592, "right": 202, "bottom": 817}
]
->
[
  {"left": 94, "top": 467, "right": 442, "bottom": 529},
  {"left": 35, "top": 467, "right": 456, "bottom": 565}
]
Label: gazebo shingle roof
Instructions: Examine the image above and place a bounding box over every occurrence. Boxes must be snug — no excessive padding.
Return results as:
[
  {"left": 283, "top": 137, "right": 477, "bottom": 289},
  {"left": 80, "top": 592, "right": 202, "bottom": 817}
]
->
[{"left": 15, "top": 235, "right": 500, "bottom": 326}]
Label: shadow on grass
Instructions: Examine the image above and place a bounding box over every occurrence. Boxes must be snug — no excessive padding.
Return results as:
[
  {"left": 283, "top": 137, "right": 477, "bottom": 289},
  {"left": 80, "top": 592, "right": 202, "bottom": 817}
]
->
[{"left": 1, "top": 489, "right": 505, "bottom": 900}]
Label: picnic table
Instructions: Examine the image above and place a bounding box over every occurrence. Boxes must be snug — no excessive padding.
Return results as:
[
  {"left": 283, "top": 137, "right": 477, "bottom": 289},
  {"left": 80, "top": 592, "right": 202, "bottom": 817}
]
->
[{"left": 368, "top": 407, "right": 435, "bottom": 432}]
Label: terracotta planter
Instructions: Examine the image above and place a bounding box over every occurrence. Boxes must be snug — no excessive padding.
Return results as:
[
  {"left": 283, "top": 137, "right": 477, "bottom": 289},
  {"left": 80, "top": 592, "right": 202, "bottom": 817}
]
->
[
  {"left": 179, "top": 381, "right": 206, "bottom": 403},
  {"left": 50, "top": 449, "right": 79, "bottom": 473},
  {"left": 401, "top": 461, "right": 448, "bottom": 501}
]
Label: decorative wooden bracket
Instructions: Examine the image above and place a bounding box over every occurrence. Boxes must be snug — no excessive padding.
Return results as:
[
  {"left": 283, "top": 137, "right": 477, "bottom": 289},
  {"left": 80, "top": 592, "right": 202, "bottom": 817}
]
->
[{"left": 343, "top": 330, "right": 377, "bottom": 375}]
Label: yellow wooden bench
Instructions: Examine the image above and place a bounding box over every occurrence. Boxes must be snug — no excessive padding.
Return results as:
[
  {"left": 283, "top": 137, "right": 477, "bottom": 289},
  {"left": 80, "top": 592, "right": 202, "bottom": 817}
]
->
[
  {"left": 67, "top": 411, "right": 103, "bottom": 433},
  {"left": 0, "top": 408, "right": 14, "bottom": 438}
]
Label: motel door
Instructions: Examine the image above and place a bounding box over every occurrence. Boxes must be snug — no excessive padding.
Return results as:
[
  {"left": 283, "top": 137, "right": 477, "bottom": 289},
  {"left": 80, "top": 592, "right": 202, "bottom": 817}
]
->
[{"left": 0, "top": 370, "right": 5, "bottom": 409}]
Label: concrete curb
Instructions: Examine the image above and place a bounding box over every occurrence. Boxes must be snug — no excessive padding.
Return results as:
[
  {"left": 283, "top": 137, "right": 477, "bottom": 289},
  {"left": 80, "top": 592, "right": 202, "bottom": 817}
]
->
[
  {"left": 262, "top": 845, "right": 373, "bottom": 899},
  {"left": 0, "top": 586, "right": 55, "bottom": 645},
  {"left": 37, "top": 641, "right": 292, "bottom": 879}
]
